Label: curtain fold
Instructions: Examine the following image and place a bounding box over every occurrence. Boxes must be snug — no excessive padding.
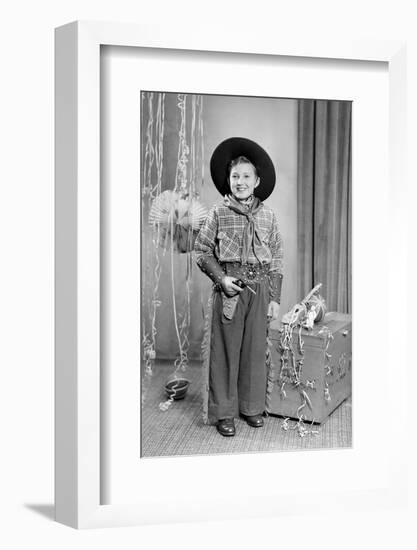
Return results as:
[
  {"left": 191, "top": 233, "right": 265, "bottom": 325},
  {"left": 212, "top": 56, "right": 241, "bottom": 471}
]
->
[{"left": 298, "top": 100, "right": 352, "bottom": 313}]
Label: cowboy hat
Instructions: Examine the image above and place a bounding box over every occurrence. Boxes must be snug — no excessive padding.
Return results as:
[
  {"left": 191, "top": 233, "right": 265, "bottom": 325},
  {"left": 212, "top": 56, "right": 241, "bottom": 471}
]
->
[{"left": 210, "top": 137, "right": 276, "bottom": 201}]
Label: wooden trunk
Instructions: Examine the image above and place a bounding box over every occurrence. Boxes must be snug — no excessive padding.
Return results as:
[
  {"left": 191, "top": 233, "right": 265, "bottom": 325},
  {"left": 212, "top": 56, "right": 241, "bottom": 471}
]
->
[{"left": 267, "top": 312, "right": 352, "bottom": 423}]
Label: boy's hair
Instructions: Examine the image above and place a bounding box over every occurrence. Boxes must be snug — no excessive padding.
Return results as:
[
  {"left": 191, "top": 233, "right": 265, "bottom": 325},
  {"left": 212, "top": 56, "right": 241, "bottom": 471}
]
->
[{"left": 228, "top": 156, "right": 259, "bottom": 178}]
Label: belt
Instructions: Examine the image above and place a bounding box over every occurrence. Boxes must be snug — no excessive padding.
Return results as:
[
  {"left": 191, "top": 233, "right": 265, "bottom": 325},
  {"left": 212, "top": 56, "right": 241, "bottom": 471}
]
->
[{"left": 221, "top": 262, "right": 270, "bottom": 284}]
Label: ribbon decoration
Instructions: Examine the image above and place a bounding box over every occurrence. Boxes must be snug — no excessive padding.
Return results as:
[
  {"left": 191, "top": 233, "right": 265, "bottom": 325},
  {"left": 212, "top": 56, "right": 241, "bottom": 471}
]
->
[
  {"left": 319, "top": 326, "right": 335, "bottom": 402},
  {"left": 280, "top": 416, "right": 319, "bottom": 438},
  {"left": 154, "top": 93, "right": 205, "bottom": 412},
  {"left": 141, "top": 92, "right": 205, "bottom": 412},
  {"left": 324, "top": 382, "right": 331, "bottom": 402},
  {"left": 276, "top": 285, "right": 336, "bottom": 437},
  {"left": 142, "top": 92, "right": 166, "bottom": 404}
]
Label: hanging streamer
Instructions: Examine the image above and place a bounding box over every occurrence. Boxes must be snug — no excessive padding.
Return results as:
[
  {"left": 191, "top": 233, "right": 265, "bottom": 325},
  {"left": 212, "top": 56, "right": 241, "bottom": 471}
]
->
[
  {"left": 141, "top": 91, "right": 205, "bottom": 412},
  {"left": 142, "top": 93, "right": 166, "bottom": 404},
  {"left": 142, "top": 92, "right": 155, "bottom": 388},
  {"left": 156, "top": 92, "right": 206, "bottom": 412}
]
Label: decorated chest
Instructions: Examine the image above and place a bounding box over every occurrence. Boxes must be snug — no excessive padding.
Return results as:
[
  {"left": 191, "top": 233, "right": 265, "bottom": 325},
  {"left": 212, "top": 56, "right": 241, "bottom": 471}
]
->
[{"left": 266, "top": 312, "right": 352, "bottom": 423}]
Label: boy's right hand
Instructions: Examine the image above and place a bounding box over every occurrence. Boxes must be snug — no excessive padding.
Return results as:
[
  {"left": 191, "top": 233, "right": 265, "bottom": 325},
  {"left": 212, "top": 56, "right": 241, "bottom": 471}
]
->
[{"left": 221, "top": 276, "right": 244, "bottom": 297}]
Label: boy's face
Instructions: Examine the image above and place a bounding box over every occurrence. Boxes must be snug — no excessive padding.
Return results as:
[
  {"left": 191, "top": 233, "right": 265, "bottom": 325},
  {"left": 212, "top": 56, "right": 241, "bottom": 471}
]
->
[{"left": 229, "top": 162, "right": 260, "bottom": 201}]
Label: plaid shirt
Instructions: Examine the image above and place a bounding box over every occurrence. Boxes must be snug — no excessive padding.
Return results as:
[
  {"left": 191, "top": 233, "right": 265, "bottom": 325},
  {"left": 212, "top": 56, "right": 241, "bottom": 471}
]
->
[{"left": 194, "top": 200, "right": 284, "bottom": 273}]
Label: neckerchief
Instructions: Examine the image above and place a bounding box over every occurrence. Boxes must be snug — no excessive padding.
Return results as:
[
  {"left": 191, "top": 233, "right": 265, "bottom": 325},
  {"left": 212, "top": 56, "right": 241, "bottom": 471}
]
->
[{"left": 224, "top": 194, "right": 263, "bottom": 264}]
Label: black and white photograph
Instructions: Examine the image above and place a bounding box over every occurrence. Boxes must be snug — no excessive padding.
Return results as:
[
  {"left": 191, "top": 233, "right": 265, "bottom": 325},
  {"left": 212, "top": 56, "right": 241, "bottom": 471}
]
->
[
  {"left": 140, "top": 91, "right": 352, "bottom": 457},
  {"left": 1, "top": 0, "right": 414, "bottom": 544}
]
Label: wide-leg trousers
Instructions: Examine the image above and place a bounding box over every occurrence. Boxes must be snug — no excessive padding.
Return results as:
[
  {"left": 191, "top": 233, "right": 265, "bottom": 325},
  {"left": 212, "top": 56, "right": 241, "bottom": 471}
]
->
[{"left": 207, "top": 280, "right": 269, "bottom": 422}]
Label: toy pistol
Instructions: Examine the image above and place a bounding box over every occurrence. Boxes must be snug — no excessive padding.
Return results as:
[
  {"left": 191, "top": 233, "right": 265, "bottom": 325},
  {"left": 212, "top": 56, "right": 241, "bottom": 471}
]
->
[{"left": 234, "top": 279, "right": 256, "bottom": 295}]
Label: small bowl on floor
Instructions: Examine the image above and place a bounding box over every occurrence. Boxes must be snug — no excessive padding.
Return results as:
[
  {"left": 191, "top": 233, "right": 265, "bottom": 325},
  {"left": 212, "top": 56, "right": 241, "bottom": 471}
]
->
[{"left": 164, "top": 378, "right": 190, "bottom": 400}]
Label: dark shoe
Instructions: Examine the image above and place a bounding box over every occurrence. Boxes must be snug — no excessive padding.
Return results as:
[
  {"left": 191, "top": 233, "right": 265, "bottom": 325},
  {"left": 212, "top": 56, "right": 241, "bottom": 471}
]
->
[
  {"left": 241, "top": 413, "right": 264, "bottom": 428},
  {"left": 217, "top": 418, "right": 236, "bottom": 437}
]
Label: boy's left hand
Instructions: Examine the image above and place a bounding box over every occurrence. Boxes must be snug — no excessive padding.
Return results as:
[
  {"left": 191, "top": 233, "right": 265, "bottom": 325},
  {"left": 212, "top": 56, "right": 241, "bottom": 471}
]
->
[{"left": 267, "top": 301, "right": 280, "bottom": 321}]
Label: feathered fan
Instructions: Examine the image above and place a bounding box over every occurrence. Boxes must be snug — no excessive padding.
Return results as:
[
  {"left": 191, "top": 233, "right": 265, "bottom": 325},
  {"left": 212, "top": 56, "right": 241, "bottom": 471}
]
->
[{"left": 149, "top": 190, "right": 207, "bottom": 253}]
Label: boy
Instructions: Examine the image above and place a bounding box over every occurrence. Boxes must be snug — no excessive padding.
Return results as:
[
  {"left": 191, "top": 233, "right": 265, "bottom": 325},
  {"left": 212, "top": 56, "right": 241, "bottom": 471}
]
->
[{"left": 194, "top": 137, "right": 283, "bottom": 436}]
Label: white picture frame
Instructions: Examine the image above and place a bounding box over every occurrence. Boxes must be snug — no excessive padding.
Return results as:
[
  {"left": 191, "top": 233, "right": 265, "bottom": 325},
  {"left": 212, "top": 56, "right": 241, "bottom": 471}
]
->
[{"left": 55, "top": 20, "right": 407, "bottom": 529}]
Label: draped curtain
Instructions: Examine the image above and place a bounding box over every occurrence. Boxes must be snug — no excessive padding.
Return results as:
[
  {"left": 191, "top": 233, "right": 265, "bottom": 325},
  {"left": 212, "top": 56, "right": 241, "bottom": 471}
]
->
[{"left": 298, "top": 100, "right": 352, "bottom": 313}]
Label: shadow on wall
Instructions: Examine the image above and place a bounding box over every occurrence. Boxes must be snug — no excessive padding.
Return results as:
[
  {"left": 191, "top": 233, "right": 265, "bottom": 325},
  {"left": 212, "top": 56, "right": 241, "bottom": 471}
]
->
[{"left": 142, "top": 92, "right": 298, "bottom": 361}]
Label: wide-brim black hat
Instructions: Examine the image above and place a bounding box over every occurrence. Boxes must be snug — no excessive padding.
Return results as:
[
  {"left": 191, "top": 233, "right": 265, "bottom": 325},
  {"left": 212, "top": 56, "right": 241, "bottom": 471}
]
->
[{"left": 210, "top": 137, "right": 276, "bottom": 201}]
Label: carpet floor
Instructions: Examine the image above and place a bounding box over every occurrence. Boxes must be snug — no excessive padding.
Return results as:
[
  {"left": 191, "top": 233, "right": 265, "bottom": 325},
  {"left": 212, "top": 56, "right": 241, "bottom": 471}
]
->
[{"left": 141, "top": 360, "right": 352, "bottom": 458}]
